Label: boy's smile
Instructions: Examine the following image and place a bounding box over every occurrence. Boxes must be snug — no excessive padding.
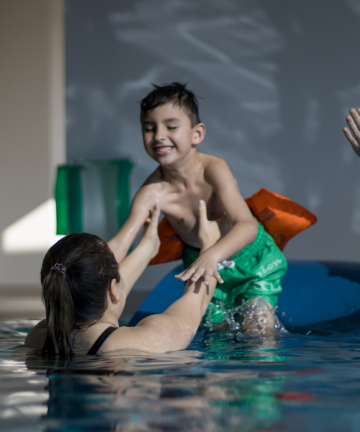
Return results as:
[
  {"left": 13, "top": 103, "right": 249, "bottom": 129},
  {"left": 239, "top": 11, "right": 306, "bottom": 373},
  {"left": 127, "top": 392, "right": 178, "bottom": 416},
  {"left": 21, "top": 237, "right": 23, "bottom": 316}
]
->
[{"left": 141, "top": 103, "right": 205, "bottom": 165}]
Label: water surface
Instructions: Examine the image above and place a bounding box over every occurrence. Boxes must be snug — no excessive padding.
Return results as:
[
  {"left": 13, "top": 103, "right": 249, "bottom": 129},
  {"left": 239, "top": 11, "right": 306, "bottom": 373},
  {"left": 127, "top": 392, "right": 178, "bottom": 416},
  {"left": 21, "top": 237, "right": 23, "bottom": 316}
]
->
[{"left": 0, "top": 320, "right": 359, "bottom": 432}]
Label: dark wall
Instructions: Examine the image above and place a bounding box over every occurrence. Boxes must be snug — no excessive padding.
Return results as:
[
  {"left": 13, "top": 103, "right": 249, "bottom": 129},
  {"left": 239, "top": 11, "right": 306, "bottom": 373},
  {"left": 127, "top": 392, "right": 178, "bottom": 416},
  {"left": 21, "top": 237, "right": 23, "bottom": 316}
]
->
[{"left": 66, "top": 0, "right": 360, "bottom": 261}]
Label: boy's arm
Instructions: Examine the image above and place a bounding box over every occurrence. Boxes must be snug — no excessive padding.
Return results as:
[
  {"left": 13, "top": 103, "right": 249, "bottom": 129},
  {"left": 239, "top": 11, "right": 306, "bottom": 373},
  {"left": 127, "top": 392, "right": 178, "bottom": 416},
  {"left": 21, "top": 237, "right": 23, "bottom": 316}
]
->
[
  {"left": 176, "top": 159, "right": 258, "bottom": 285},
  {"left": 108, "top": 185, "right": 158, "bottom": 262},
  {"left": 343, "top": 108, "right": 360, "bottom": 157}
]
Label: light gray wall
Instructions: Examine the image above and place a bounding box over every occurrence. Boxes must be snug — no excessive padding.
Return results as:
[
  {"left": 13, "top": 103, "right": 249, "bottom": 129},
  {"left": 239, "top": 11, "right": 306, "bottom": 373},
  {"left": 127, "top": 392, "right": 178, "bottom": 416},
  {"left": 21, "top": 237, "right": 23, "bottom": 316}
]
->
[
  {"left": 0, "top": 0, "right": 65, "bottom": 287},
  {"left": 66, "top": 0, "right": 360, "bottom": 263}
]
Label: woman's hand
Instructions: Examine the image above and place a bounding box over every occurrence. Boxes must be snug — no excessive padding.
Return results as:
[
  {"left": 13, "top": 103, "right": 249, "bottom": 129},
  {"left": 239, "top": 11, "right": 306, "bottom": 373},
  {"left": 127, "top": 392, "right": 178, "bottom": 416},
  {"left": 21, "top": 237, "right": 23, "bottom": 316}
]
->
[
  {"left": 175, "top": 200, "right": 223, "bottom": 287},
  {"left": 343, "top": 108, "right": 360, "bottom": 157},
  {"left": 139, "top": 204, "right": 161, "bottom": 259},
  {"left": 198, "top": 200, "right": 222, "bottom": 251},
  {"left": 118, "top": 205, "right": 161, "bottom": 297}
]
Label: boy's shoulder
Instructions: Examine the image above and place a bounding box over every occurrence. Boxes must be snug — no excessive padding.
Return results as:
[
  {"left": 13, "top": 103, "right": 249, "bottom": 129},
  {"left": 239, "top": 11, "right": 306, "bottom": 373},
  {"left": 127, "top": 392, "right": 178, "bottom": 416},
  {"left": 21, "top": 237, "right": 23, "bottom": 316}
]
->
[
  {"left": 142, "top": 167, "right": 165, "bottom": 187},
  {"left": 136, "top": 167, "right": 167, "bottom": 196},
  {"left": 199, "top": 152, "right": 228, "bottom": 168},
  {"left": 199, "top": 153, "right": 232, "bottom": 180},
  {"left": 132, "top": 169, "right": 165, "bottom": 208}
]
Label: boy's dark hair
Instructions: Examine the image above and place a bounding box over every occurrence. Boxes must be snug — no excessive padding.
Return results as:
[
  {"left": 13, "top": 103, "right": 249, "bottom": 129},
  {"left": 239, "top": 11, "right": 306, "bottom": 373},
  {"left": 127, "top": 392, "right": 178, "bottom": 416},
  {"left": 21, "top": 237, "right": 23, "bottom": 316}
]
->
[{"left": 140, "top": 82, "right": 201, "bottom": 127}]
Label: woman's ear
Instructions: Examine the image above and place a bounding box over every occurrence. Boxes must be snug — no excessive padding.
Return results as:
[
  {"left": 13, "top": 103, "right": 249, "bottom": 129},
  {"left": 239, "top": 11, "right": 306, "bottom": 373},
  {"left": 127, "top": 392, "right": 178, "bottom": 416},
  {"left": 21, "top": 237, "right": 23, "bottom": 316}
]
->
[
  {"left": 192, "top": 123, "right": 206, "bottom": 146},
  {"left": 108, "top": 278, "right": 121, "bottom": 303}
]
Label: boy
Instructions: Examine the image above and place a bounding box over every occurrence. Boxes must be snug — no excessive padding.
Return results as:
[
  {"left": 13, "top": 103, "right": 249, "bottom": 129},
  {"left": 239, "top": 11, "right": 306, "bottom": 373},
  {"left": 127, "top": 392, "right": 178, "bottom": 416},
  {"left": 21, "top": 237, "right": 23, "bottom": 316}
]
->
[{"left": 109, "top": 83, "right": 287, "bottom": 333}]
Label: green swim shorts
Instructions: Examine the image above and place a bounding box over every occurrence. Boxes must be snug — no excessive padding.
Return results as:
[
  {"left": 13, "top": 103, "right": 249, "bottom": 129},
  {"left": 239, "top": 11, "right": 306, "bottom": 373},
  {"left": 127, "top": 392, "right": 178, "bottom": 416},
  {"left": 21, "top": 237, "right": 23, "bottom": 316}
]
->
[{"left": 182, "top": 221, "right": 288, "bottom": 325}]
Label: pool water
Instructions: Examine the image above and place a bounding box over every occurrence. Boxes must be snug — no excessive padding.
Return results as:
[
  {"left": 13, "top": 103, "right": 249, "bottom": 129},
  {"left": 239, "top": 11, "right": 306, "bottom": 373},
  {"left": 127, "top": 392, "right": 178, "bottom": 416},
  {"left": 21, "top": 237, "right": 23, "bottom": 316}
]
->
[{"left": 0, "top": 319, "right": 359, "bottom": 432}]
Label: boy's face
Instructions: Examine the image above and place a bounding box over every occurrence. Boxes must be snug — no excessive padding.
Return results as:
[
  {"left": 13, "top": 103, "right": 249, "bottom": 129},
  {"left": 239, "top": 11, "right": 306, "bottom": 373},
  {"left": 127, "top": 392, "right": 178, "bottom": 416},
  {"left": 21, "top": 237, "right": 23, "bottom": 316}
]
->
[{"left": 141, "top": 103, "right": 205, "bottom": 166}]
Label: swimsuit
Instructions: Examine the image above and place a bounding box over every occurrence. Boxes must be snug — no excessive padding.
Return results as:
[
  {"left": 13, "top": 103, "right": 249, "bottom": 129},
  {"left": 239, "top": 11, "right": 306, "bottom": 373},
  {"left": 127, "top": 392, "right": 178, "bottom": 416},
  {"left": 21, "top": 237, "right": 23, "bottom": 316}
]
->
[
  {"left": 182, "top": 221, "right": 288, "bottom": 325},
  {"left": 87, "top": 326, "right": 117, "bottom": 355}
]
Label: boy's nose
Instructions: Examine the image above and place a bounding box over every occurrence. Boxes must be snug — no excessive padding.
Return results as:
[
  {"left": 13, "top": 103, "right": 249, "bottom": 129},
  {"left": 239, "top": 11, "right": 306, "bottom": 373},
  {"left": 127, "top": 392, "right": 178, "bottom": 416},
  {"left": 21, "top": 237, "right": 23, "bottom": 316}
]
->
[
  {"left": 155, "top": 133, "right": 166, "bottom": 142},
  {"left": 154, "top": 125, "right": 167, "bottom": 141}
]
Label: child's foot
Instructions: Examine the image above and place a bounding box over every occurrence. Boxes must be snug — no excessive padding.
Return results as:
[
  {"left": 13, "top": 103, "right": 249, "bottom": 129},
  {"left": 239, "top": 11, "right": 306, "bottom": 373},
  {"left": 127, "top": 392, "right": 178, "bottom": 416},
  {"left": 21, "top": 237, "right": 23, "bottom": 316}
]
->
[
  {"left": 210, "top": 297, "right": 281, "bottom": 335},
  {"left": 240, "top": 298, "right": 276, "bottom": 335}
]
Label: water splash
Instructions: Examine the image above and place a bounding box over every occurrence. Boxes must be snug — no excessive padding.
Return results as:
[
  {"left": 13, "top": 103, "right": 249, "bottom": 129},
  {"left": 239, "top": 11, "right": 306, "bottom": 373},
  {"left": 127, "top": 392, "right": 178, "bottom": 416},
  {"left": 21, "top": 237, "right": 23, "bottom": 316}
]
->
[{"left": 204, "top": 296, "right": 286, "bottom": 335}]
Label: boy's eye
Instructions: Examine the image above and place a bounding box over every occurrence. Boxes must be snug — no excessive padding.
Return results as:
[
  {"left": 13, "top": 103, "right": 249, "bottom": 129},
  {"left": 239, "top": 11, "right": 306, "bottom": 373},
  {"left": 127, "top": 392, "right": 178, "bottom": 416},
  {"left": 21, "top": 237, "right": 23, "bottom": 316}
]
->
[
  {"left": 167, "top": 127, "right": 177, "bottom": 130},
  {"left": 143, "top": 128, "right": 154, "bottom": 132}
]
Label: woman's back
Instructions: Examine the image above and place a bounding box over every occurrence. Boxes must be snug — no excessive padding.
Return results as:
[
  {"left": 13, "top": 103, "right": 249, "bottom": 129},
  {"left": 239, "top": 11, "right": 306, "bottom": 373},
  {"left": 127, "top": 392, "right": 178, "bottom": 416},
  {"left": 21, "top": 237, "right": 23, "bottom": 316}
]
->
[{"left": 69, "top": 324, "right": 117, "bottom": 355}]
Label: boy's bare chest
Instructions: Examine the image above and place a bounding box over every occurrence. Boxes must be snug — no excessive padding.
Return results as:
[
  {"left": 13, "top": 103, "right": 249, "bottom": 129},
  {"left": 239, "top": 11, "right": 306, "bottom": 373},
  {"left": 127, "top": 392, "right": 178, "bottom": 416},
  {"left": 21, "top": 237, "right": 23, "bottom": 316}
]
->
[{"left": 161, "top": 183, "right": 224, "bottom": 247}]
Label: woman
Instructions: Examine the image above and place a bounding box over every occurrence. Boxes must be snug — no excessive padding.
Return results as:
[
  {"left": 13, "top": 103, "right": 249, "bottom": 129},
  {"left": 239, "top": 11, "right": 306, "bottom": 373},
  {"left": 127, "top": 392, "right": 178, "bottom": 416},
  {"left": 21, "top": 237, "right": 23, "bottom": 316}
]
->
[{"left": 25, "top": 201, "right": 219, "bottom": 356}]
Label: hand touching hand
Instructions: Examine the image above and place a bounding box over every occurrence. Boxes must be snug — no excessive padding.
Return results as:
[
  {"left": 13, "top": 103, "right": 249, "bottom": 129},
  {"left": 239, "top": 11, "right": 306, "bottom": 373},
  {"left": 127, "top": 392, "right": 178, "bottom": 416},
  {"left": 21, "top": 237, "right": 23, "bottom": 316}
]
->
[
  {"left": 175, "top": 200, "right": 224, "bottom": 286},
  {"left": 198, "top": 200, "right": 222, "bottom": 251},
  {"left": 343, "top": 108, "right": 360, "bottom": 157},
  {"left": 140, "top": 204, "right": 161, "bottom": 259}
]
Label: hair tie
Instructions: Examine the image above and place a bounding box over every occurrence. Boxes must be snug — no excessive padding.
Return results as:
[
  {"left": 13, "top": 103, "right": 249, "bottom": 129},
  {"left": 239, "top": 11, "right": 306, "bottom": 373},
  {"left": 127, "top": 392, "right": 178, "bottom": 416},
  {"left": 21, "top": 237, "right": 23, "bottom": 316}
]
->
[{"left": 51, "top": 263, "right": 67, "bottom": 275}]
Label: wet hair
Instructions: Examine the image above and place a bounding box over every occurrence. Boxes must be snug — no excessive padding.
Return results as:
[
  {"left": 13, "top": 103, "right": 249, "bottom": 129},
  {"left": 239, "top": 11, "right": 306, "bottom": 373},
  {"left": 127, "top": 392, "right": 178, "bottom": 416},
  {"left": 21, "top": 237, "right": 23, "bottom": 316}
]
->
[
  {"left": 41, "top": 233, "right": 120, "bottom": 357},
  {"left": 140, "top": 82, "right": 201, "bottom": 127}
]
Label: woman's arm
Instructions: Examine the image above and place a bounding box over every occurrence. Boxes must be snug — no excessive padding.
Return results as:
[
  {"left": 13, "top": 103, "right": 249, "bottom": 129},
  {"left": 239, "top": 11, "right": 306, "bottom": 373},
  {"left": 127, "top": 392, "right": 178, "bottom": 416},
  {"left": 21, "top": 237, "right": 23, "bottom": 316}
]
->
[
  {"left": 108, "top": 185, "right": 159, "bottom": 262},
  {"left": 119, "top": 205, "right": 160, "bottom": 297},
  {"left": 115, "top": 201, "right": 220, "bottom": 353}
]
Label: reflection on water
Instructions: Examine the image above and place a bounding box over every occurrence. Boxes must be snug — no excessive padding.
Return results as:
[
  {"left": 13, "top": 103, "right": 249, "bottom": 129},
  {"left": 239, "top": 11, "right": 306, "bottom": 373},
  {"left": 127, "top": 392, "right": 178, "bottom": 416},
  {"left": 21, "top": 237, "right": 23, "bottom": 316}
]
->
[{"left": 0, "top": 320, "right": 360, "bottom": 431}]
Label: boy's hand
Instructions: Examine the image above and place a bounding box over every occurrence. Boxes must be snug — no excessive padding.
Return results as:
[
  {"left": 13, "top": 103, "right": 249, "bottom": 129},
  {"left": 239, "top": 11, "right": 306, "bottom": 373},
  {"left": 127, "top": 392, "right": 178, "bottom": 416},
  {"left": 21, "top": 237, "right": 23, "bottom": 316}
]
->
[
  {"left": 175, "top": 200, "right": 224, "bottom": 286},
  {"left": 343, "top": 108, "right": 360, "bottom": 157}
]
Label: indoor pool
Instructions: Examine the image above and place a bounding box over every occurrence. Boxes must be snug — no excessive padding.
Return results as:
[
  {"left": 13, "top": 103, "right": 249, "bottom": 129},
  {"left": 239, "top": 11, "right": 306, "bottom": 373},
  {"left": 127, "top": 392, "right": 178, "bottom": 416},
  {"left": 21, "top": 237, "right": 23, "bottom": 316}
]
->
[{"left": 1, "top": 318, "right": 360, "bottom": 432}]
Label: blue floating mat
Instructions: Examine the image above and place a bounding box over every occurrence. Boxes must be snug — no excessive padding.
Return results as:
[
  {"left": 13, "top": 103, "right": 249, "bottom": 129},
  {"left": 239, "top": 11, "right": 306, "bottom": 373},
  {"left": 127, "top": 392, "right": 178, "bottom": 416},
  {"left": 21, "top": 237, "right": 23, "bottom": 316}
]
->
[{"left": 128, "top": 261, "right": 360, "bottom": 329}]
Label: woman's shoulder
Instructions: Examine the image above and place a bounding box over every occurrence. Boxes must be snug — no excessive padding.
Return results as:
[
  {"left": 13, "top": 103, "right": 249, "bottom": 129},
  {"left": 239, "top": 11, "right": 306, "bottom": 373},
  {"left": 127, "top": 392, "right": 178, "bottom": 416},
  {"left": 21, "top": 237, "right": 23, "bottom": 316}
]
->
[
  {"left": 70, "top": 325, "right": 121, "bottom": 354},
  {"left": 99, "top": 325, "right": 153, "bottom": 354},
  {"left": 100, "top": 316, "right": 176, "bottom": 354}
]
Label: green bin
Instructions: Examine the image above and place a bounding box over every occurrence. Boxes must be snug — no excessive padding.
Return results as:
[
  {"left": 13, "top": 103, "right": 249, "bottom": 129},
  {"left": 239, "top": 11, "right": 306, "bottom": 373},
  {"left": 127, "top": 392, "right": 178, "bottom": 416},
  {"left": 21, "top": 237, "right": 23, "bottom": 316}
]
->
[{"left": 54, "top": 160, "right": 133, "bottom": 241}]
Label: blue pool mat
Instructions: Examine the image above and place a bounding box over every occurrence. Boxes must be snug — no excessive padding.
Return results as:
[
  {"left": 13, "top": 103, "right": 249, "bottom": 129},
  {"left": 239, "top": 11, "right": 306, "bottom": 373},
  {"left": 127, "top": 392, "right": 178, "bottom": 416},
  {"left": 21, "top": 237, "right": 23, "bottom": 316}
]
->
[{"left": 128, "top": 261, "right": 360, "bottom": 328}]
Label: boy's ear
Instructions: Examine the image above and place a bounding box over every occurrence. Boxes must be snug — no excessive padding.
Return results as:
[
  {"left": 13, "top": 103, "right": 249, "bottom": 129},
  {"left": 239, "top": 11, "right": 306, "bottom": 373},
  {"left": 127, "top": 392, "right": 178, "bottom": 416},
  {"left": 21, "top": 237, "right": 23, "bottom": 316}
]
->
[{"left": 192, "top": 123, "right": 206, "bottom": 146}]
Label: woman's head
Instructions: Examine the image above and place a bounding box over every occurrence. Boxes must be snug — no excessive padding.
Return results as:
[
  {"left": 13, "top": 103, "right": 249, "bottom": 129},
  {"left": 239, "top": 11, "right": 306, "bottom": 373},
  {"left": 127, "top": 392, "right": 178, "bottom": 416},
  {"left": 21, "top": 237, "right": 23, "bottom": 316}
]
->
[{"left": 41, "top": 233, "right": 120, "bottom": 356}]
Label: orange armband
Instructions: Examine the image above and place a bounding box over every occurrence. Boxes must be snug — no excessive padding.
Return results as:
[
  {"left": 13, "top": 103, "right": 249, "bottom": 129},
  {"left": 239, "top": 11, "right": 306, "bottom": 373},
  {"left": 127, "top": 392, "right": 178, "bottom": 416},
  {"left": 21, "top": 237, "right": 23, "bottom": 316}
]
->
[
  {"left": 149, "top": 217, "right": 184, "bottom": 265},
  {"left": 244, "top": 188, "right": 317, "bottom": 251}
]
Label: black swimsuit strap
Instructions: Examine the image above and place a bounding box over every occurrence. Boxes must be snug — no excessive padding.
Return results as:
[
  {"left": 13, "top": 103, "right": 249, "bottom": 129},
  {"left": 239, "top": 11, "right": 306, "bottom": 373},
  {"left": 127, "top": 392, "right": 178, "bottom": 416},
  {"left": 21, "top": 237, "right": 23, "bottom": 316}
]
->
[{"left": 87, "top": 326, "right": 117, "bottom": 355}]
